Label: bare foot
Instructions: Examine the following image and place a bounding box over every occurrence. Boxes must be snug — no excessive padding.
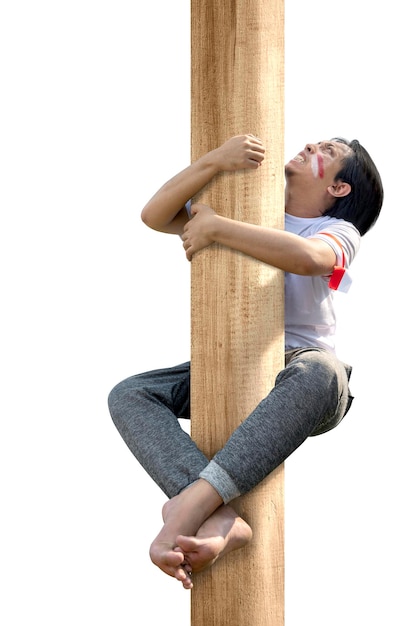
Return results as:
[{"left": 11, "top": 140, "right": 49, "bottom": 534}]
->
[
  {"left": 149, "top": 479, "right": 223, "bottom": 589},
  {"left": 149, "top": 540, "right": 193, "bottom": 588},
  {"left": 175, "top": 505, "right": 252, "bottom": 575}
]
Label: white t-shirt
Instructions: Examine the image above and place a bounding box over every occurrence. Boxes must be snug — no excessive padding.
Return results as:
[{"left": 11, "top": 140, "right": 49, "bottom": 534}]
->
[{"left": 284, "top": 213, "right": 360, "bottom": 353}]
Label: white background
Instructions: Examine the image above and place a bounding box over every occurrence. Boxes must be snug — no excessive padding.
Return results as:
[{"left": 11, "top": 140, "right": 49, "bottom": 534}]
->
[{"left": 1, "top": 1, "right": 415, "bottom": 624}]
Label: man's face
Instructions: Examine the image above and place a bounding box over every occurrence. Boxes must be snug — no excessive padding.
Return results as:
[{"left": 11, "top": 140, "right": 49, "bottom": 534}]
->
[{"left": 285, "top": 140, "right": 352, "bottom": 187}]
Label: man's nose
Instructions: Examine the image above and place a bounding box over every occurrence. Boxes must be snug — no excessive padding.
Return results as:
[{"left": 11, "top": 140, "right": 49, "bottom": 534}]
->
[{"left": 305, "top": 143, "right": 316, "bottom": 154}]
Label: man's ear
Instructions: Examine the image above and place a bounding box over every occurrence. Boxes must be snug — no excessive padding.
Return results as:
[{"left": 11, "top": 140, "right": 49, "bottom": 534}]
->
[{"left": 327, "top": 180, "right": 351, "bottom": 198}]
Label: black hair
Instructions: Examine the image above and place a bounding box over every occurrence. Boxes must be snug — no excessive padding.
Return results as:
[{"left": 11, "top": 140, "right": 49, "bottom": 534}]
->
[{"left": 324, "top": 138, "right": 383, "bottom": 236}]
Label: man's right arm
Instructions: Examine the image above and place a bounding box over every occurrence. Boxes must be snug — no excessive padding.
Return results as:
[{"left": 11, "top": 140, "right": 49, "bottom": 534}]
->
[{"left": 141, "top": 134, "right": 265, "bottom": 235}]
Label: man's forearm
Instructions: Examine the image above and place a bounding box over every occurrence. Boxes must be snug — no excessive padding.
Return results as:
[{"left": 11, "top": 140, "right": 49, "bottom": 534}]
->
[{"left": 209, "top": 215, "right": 332, "bottom": 275}]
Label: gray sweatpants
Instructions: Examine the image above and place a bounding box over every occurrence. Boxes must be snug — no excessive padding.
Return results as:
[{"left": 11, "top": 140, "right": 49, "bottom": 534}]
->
[{"left": 108, "top": 348, "right": 352, "bottom": 504}]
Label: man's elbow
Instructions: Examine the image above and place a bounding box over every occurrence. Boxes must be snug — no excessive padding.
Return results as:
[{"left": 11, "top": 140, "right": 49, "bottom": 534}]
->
[
  {"left": 141, "top": 204, "right": 187, "bottom": 235},
  {"left": 141, "top": 206, "right": 151, "bottom": 226},
  {"left": 141, "top": 205, "right": 161, "bottom": 231}
]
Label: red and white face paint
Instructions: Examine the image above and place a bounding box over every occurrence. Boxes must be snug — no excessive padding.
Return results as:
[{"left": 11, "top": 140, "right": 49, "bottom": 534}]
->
[{"left": 310, "top": 153, "right": 324, "bottom": 179}]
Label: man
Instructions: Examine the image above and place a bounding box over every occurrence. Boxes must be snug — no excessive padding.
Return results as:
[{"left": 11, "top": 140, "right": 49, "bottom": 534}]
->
[{"left": 108, "top": 134, "right": 383, "bottom": 589}]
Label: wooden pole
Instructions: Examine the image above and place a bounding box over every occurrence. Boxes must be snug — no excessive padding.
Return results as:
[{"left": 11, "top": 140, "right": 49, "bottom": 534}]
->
[{"left": 190, "top": 1, "right": 285, "bottom": 625}]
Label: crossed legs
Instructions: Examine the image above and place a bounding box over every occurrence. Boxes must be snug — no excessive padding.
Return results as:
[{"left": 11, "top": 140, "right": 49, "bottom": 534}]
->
[{"left": 108, "top": 350, "right": 351, "bottom": 588}]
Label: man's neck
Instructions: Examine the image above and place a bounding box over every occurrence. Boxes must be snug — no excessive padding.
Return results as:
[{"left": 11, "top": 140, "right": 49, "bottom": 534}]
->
[{"left": 285, "top": 188, "right": 326, "bottom": 219}]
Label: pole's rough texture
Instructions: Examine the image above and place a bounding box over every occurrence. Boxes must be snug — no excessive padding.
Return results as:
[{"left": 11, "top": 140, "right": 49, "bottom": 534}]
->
[{"left": 190, "top": 1, "right": 285, "bottom": 625}]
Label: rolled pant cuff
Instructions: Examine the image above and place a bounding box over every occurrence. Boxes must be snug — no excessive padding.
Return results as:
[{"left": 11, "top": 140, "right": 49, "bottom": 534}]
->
[{"left": 199, "top": 461, "right": 241, "bottom": 504}]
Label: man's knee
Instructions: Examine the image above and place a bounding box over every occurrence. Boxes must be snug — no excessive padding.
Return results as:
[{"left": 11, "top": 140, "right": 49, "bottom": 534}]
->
[
  {"left": 284, "top": 348, "right": 340, "bottom": 386},
  {"left": 108, "top": 382, "right": 120, "bottom": 415},
  {"left": 108, "top": 377, "right": 135, "bottom": 422},
  {"left": 285, "top": 348, "right": 351, "bottom": 436}
]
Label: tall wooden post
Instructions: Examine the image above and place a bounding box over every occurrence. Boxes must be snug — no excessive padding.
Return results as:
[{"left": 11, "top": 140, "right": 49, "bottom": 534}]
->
[{"left": 190, "top": 1, "right": 285, "bottom": 625}]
